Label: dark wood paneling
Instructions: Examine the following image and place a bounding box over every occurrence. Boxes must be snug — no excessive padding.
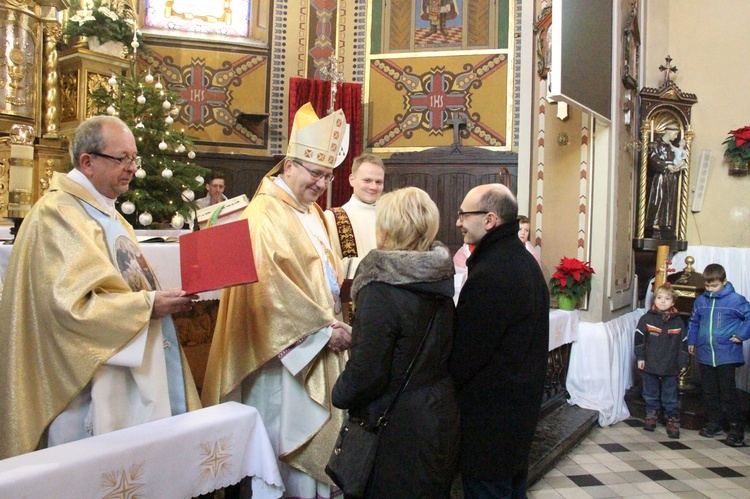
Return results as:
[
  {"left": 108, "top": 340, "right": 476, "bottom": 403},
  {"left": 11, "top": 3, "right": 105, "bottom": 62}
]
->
[
  {"left": 191, "top": 152, "right": 279, "bottom": 200},
  {"left": 384, "top": 147, "right": 518, "bottom": 253}
]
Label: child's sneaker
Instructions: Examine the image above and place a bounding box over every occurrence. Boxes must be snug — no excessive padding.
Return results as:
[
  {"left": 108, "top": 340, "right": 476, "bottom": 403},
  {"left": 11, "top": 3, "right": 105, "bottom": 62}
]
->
[
  {"left": 666, "top": 417, "right": 680, "bottom": 439},
  {"left": 699, "top": 423, "right": 724, "bottom": 438},
  {"left": 726, "top": 423, "right": 745, "bottom": 447},
  {"left": 644, "top": 413, "right": 657, "bottom": 432}
]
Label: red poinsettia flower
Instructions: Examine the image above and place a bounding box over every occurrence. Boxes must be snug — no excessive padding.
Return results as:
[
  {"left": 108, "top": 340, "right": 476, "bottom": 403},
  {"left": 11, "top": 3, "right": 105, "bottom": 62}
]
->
[
  {"left": 549, "top": 257, "right": 595, "bottom": 300},
  {"left": 724, "top": 126, "right": 750, "bottom": 171}
]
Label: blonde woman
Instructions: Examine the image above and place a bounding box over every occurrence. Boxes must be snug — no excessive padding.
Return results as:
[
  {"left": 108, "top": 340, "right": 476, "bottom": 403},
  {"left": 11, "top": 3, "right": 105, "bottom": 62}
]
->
[{"left": 331, "top": 187, "right": 459, "bottom": 498}]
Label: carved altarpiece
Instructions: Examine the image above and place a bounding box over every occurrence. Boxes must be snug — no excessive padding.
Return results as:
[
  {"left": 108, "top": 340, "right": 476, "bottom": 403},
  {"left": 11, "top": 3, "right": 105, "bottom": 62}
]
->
[
  {"left": 1, "top": 0, "right": 70, "bottom": 217},
  {"left": 633, "top": 57, "right": 697, "bottom": 252}
]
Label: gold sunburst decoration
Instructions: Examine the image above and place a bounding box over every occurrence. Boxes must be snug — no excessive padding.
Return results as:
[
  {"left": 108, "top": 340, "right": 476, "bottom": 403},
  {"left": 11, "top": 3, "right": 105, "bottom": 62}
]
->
[
  {"left": 199, "top": 435, "right": 233, "bottom": 484},
  {"left": 101, "top": 461, "right": 146, "bottom": 498}
]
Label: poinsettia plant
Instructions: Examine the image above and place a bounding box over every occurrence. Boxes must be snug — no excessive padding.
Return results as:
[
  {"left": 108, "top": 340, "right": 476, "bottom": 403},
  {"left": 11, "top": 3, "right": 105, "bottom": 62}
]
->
[
  {"left": 722, "top": 126, "right": 750, "bottom": 170},
  {"left": 549, "top": 257, "right": 595, "bottom": 300},
  {"left": 64, "top": 0, "right": 137, "bottom": 46}
]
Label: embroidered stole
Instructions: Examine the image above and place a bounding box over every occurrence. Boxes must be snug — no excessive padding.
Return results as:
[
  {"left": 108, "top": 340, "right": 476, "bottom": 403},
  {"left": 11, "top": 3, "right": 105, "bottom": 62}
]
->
[{"left": 331, "top": 207, "right": 358, "bottom": 258}]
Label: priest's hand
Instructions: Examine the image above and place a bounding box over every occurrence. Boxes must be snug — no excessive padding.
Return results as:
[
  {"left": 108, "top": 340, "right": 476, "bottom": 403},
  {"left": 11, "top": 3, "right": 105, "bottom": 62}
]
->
[
  {"left": 328, "top": 321, "right": 352, "bottom": 352},
  {"left": 152, "top": 289, "right": 198, "bottom": 318}
]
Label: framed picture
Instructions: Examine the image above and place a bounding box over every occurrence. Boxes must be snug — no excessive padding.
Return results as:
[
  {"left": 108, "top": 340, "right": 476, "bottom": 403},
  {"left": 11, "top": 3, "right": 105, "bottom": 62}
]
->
[{"left": 622, "top": 5, "right": 640, "bottom": 90}]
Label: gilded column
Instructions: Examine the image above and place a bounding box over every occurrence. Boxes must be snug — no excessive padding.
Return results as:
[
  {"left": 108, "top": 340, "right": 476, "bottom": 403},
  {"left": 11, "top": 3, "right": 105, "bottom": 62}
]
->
[
  {"left": 679, "top": 126, "right": 695, "bottom": 242},
  {"left": 636, "top": 123, "right": 651, "bottom": 240},
  {"left": 43, "top": 22, "right": 62, "bottom": 138}
]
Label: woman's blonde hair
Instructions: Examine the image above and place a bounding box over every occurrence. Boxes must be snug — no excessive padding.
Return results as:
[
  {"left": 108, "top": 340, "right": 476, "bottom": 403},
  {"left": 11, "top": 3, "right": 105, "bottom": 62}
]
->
[{"left": 376, "top": 187, "right": 439, "bottom": 252}]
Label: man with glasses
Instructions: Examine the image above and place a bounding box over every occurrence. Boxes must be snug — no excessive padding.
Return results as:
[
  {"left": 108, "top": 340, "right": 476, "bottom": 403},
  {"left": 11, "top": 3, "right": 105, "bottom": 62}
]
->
[
  {"left": 202, "top": 103, "right": 351, "bottom": 498},
  {"left": 449, "top": 184, "right": 549, "bottom": 498},
  {"left": 0, "top": 116, "right": 201, "bottom": 459}
]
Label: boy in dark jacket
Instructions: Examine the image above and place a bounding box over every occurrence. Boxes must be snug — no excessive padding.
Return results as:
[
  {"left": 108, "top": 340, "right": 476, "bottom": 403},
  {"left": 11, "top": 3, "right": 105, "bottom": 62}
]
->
[
  {"left": 635, "top": 284, "right": 688, "bottom": 438},
  {"left": 688, "top": 263, "right": 750, "bottom": 447}
]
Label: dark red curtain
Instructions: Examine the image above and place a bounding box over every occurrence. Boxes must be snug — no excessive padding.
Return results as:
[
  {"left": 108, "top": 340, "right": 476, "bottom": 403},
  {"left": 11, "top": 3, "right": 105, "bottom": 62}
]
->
[{"left": 288, "top": 77, "right": 363, "bottom": 209}]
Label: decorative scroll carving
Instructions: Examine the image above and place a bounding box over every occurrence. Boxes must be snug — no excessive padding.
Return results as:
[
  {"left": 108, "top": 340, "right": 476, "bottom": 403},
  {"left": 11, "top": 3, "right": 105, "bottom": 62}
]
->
[
  {"left": 86, "top": 73, "right": 112, "bottom": 118},
  {"left": 60, "top": 72, "right": 78, "bottom": 121}
]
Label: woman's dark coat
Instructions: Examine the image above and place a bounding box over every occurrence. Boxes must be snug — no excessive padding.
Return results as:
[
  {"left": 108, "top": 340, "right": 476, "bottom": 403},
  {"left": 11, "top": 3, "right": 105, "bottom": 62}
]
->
[
  {"left": 331, "top": 242, "right": 459, "bottom": 498},
  {"left": 450, "top": 220, "right": 550, "bottom": 481}
]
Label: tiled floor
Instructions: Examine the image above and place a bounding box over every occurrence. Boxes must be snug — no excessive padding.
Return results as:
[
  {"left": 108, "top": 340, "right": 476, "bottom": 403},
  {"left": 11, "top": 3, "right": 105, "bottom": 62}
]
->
[{"left": 529, "top": 418, "right": 750, "bottom": 498}]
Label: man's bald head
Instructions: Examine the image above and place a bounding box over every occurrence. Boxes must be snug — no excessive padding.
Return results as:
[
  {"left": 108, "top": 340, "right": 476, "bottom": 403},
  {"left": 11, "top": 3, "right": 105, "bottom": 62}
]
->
[{"left": 467, "top": 183, "right": 517, "bottom": 224}]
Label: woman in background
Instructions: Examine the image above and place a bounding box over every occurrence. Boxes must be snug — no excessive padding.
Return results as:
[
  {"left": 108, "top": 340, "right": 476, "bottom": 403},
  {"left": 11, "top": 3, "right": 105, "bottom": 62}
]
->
[{"left": 332, "top": 187, "right": 459, "bottom": 498}]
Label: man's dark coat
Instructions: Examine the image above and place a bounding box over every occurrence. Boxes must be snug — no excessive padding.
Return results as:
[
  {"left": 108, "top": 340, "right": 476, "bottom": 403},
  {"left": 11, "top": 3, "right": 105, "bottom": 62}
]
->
[{"left": 450, "top": 220, "right": 550, "bottom": 481}]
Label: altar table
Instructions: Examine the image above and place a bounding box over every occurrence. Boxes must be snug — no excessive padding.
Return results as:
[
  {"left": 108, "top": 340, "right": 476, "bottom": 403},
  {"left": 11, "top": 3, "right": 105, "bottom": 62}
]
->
[
  {"left": 0, "top": 402, "right": 284, "bottom": 498},
  {"left": 567, "top": 309, "right": 646, "bottom": 426}
]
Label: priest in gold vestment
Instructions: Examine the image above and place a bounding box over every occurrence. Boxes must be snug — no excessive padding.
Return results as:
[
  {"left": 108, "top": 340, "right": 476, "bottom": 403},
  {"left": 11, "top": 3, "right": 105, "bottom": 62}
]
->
[
  {"left": 202, "top": 104, "right": 351, "bottom": 498},
  {"left": 0, "top": 116, "right": 200, "bottom": 460}
]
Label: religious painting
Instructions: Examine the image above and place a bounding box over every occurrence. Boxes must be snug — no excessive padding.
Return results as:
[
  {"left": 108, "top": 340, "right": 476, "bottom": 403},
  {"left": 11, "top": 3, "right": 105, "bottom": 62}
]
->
[
  {"left": 415, "top": 0, "right": 463, "bottom": 50},
  {"left": 140, "top": 41, "right": 269, "bottom": 152},
  {"left": 367, "top": 54, "right": 509, "bottom": 150},
  {"left": 115, "top": 237, "right": 159, "bottom": 292},
  {"left": 144, "top": 0, "right": 251, "bottom": 38},
  {"left": 622, "top": 3, "right": 640, "bottom": 90}
]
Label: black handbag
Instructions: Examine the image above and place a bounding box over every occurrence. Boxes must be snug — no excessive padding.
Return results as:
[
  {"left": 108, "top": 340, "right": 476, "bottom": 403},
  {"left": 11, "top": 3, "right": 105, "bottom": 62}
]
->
[{"left": 325, "top": 303, "right": 439, "bottom": 496}]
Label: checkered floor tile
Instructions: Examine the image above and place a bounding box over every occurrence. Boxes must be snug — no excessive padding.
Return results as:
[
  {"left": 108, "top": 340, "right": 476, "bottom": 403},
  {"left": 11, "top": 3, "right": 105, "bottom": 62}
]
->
[{"left": 529, "top": 417, "right": 750, "bottom": 498}]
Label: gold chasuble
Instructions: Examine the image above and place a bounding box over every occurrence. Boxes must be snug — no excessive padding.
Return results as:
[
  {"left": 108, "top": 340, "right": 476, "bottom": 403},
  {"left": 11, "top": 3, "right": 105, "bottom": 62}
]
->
[
  {"left": 202, "top": 176, "right": 345, "bottom": 484},
  {"left": 0, "top": 173, "right": 200, "bottom": 459}
]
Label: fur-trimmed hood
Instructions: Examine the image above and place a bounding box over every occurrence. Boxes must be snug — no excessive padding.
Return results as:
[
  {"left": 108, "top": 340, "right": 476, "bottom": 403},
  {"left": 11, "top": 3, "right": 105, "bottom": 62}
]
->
[{"left": 351, "top": 241, "right": 455, "bottom": 302}]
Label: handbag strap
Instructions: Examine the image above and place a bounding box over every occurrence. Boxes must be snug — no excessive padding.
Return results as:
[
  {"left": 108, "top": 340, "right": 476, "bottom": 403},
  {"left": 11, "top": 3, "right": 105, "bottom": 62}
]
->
[{"left": 376, "top": 301, "right": 439, "bottom": 429}]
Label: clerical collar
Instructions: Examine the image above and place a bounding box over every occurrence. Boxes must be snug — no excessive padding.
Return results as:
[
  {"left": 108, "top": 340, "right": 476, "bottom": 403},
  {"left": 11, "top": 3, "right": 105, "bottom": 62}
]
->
[
  {"left": 67, "top": 168, "right": 118, "bottom": 219},
  {"left": 350, "top": 195, "right": 376, "bottom": 209},
  {"left": 273, "top": 175, "right": 311, "bottom": 211}
]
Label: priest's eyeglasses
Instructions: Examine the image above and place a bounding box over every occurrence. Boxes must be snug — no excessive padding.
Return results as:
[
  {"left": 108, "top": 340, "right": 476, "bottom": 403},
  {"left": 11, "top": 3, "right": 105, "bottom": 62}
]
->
[
  {"left": 292, "top": 160, "right": 334, "bottom": 184},
  {"left": 90, "top": 152, "right": 142, "bottom": 168},
  {"left": 457, "top": 210, "right": 489, "bottom": 221}
]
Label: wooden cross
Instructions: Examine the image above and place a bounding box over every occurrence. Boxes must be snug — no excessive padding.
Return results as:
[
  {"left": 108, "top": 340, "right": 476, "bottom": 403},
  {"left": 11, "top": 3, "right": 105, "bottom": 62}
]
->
[
  {"left": 320, "top": 54, "right": 345, "bottom": 115},
  {"left": 445, "top": 114, "right": 467, "bottom": 152},
  {"left": 659, "top": 55, "right": 678, "bottom": 84}
]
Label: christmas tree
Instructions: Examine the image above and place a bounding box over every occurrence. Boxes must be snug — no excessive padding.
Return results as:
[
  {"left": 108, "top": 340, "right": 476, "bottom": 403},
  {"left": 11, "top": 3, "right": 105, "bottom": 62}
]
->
[{"left": 90, "top": 40, "right": 208, "bottom": 229}]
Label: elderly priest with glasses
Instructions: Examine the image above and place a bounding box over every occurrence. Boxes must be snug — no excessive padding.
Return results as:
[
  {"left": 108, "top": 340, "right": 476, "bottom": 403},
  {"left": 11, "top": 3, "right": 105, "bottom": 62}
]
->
[
  {"left": 202, "top": 103, "right": 351, "bottom": 498},
  {"left": 0, "top": 116, "right": 201, "bottom": 460}
]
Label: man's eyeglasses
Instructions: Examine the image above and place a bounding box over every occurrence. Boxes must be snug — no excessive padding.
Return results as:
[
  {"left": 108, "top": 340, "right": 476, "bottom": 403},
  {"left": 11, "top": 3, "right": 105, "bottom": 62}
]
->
[
  {"left": 292, "top": 160, "right": 334, "bottom": 184},
  {"left": 457, "top": 210, "right": 489, "bottom": 221},
  {"left": 90, "top": 152, "right": 142, "bottom": 168}
]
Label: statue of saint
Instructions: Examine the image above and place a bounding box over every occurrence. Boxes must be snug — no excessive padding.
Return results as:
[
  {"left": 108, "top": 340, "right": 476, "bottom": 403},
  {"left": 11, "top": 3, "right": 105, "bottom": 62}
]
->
[{"left": 646, "top": 125, "right": 687, "bottom": 239}]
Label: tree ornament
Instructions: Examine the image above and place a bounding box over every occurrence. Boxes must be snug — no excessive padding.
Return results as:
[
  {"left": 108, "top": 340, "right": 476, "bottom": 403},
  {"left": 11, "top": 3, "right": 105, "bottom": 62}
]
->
[
  {"left": 181, "top": 189, "right": 195, "bottom": 202},
  {"left": 158, "top": 140, "right": 168, "bottom": 151},
  {"left": 108, "top": 74, "right": 118, "bottom": 86},
  {"left": 131, "top": 40, "right": 139, "bottom": 49},
  {"left": 195, "top": 175, "right": 204, "bottom": 185},
  {"left": 121, "top": 201, "right": 135, "bottom": 214},
  {"left": 165, "top": 116, "right": 174, "bottom": 125},
  {"left": 155, "top": 79, "right": 163, "bottom": 90},
  {"left": 137, "top": 93, "right": 146, "bottom": 104},
  {"left": 177, "top": 144, "right": 186, "bottom": 153},
  {"left": 135, "top": 168, "right": 147, "bottom": 179},
  {"left": 135, "top": 121, "right": 145, "bottom": 129},
  {"left": 162, "top": 99, "right": 171, "bottom": 110},
  {"left": 139, "top": 212, "right": 153, "bottom": 226},
  {"left": 106, "top": 105, "right": 116, "bottom": 115},
  {"left": 171, "top": 213, "right": 185, "bottom": 229},
  {"left": 161, "top": 168, "right": 173, "bottom": 179},
  {"left": 145, "top": 72, "right": 154, "bottom": 84},
  {"left": 188, "top": 150, "right": 196, "bottom": 159}
]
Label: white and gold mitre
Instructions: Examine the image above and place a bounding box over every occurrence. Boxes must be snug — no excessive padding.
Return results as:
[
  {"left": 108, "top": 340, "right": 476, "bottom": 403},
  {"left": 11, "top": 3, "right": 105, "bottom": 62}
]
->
[{"left": 287, "top": 103, "right": 347, "bottom": 169}]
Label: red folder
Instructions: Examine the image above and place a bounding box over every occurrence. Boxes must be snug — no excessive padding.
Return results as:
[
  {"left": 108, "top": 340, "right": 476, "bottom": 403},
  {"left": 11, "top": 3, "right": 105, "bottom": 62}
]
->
[{"left": 179, "top": 220, "right": 258, "bottom": 294}]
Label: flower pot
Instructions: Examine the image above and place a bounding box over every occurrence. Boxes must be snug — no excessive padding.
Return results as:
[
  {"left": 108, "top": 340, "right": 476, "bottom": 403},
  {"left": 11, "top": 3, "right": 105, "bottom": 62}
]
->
[
  {"left": 557, "top": 294, "right": 577, "bottom": 311},
  {"left": 88, "top": 36, "right": 125, "bottom": 57}
]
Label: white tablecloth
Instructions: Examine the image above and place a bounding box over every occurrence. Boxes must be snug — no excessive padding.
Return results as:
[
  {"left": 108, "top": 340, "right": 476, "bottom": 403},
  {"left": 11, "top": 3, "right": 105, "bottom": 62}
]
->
[
  {"left": 549, "top": 309, "right": 579, "bottom": 351},
  {"left": 0, "top": 402, "right": 283, "bottom": 498},
  {"left": 567, "top": 309, "right": 645, "bottom": 426},
  {"left": 0, "top": 242, "right": 221, "bottom": 301}
]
